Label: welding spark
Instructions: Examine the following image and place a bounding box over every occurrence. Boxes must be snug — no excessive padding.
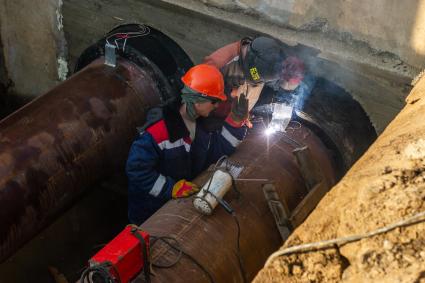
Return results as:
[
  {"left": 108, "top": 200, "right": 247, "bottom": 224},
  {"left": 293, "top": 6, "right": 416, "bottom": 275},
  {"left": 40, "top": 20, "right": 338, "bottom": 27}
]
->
[{"left": 265, "top": 126, "right": 277, "bottom": 136}]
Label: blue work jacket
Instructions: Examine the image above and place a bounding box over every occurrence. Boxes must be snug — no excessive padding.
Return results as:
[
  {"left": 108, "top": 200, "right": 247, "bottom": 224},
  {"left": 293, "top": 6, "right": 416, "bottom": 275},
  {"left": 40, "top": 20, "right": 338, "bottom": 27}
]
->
[{"left": 126, "top": 102, "right": 247, "bottom": 224}]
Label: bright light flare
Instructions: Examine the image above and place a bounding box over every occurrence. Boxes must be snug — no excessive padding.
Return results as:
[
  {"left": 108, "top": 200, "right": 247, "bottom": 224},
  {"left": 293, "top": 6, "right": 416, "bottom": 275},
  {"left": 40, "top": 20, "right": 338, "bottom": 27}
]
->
[{"left": 264, "top": 126, "right": 277, "bottom": 136}]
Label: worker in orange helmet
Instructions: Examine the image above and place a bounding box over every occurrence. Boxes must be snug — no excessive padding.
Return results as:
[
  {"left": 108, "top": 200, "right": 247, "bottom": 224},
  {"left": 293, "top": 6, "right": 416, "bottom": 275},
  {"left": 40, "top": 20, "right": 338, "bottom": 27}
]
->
[{"left": 126, "top": 64, "right": 248, "bottom": 224}]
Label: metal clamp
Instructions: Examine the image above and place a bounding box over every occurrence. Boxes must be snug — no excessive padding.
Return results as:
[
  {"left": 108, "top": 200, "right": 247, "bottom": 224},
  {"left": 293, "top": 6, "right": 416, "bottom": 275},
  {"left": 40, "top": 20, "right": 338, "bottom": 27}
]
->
[
  {"left": 104, "top": 43, "right": 117, "bottom": 67},
  {"left": 262, "top": 184, "right": 291, "bottom": 241}
]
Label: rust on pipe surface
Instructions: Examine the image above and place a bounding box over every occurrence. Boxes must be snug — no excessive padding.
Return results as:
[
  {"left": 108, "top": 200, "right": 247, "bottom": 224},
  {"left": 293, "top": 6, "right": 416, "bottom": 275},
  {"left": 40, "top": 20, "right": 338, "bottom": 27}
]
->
[
  {"left": 0, "top": 58, "right": 161, "bottom": 262},
  {"left": 136, "top": 124, "right": 337, "bottom": 283}
]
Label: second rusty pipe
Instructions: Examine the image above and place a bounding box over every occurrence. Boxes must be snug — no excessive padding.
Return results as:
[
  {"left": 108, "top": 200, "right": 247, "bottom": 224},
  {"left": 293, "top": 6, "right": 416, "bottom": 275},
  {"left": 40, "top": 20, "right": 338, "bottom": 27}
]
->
[{"left": 0, "top": 58, "right": 162, "bottom": 262}]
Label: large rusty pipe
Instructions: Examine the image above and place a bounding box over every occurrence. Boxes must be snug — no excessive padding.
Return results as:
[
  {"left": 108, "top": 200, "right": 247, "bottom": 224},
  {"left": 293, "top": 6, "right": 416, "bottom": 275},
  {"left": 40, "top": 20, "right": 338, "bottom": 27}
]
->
[
  {"left": 0, "top": 58, "right": 161, "bottom": 262},
  {"left": 137, "top": 124, "right": 337, "bottom": 282}
]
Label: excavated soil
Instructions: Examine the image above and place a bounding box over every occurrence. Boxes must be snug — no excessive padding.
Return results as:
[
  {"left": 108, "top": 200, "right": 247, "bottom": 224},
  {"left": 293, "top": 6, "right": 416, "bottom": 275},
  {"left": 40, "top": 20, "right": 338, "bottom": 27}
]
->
[{"left": 254, "top": 76, "right": 425, "bottom": 282}]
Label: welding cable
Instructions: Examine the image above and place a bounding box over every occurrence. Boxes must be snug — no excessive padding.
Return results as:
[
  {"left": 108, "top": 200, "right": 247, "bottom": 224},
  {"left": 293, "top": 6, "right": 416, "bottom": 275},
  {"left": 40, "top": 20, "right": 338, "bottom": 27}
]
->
[
  {"left": 105, "top": 25, "right": 150, "bottom": 51},
  {"left": 150, "top": 236, "right": 215, "bottom": 283},
  {"left": 79, "top": 261, "right": 119, "bottom": 283},
  {"left": 150, "top": 236, "right": 183, "bottom": 268},
  {"left": 232, "top": 213, "right": 248, "bottom": 283}
]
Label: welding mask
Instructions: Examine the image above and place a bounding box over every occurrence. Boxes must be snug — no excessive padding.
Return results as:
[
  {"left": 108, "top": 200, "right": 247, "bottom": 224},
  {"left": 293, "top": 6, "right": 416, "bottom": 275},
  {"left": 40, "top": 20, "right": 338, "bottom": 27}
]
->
[{"left": 242, "top": 37, "right": 286, "bottom": 84}]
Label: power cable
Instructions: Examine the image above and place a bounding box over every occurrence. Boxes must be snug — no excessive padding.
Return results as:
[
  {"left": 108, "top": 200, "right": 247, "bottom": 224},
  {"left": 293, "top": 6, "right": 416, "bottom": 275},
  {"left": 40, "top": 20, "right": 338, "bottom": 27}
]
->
[
  {"left": 105, "top": 25, "right": 150, "bottom": 52},
  {"left": 232, "top": 213, "right": 247, "bottom": 283},
  {"left": 79, "top": 261, "right": 119, "bottom": 283},
  {"left": 150, "top": 236, "right": 215, "bottom": 283},
  {"left": 150, "top": 236, "right": 183, "bottom": 269}
]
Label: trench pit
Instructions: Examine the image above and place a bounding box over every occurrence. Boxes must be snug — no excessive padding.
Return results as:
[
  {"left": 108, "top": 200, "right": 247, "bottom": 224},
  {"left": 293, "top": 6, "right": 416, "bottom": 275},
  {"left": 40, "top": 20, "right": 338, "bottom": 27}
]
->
[{"left": 0, "top": 24, "right": 378, "bottom": 283}]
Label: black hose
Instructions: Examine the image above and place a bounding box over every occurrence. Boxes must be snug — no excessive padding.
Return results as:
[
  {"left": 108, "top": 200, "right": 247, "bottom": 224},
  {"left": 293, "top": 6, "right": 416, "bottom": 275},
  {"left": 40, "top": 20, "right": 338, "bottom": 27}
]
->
[
  {"left": 232, "top": 214, "right": 247, "bottom": 283},
  {"left": 79, "top": 261, "right": 118, "bottom": 283},
  {"left": 150, "top": 236, "right": 215, "bottom": 283}
]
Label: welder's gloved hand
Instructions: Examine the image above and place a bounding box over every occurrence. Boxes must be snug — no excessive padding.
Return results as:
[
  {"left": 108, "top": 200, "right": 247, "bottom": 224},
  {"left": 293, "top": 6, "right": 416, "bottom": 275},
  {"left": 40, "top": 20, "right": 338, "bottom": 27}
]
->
[
  {"left": 172, "top": 179, "right": 199, "bottom": 199},
  {"left": 227, "top": 93, "right": 249, "bottom": 127}
]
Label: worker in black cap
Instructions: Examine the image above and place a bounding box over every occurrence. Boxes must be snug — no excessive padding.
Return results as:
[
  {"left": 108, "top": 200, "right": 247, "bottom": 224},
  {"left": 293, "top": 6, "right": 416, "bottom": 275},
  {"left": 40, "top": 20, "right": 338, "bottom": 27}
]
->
[{"left": 203, "top": 36, "right": 302, "bottom": 129}]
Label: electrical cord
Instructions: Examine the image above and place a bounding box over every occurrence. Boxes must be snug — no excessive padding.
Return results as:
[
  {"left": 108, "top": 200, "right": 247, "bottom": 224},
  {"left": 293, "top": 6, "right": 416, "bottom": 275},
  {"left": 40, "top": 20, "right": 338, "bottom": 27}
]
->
[
  {"left": 232, "top": 213, "right": 248, "bottom": 283},
  {"left": 150, "top": 236, "right": 215, "bottom": 283},
  {"left": 150, "top": 236, "right": 183, "bottom": 268},
  {"left": 105, "top": 25, "right": 150, "bottom": 52},
  {"left": 79, "top": 261, "right": 119, "bottom": 283}
]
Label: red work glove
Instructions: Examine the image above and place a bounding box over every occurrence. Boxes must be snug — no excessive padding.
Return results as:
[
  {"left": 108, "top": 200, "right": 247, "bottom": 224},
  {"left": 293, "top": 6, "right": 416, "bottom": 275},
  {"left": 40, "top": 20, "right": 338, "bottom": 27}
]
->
[{"left": 172, "top": 179, "right": 199, "bottom": 199}]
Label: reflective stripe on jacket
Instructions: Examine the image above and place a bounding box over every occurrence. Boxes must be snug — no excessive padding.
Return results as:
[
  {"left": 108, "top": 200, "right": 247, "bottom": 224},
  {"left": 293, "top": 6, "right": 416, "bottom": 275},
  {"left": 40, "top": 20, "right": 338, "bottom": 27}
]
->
[{"left": 126, "top": 102, "right": 247, "bottom": 223}]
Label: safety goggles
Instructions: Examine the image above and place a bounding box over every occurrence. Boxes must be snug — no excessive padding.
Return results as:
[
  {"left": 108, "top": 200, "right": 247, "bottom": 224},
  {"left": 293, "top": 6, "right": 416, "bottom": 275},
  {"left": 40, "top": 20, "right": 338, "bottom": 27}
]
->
[{"left": 207, "top": 97, "right": 221, "bottom": 105}]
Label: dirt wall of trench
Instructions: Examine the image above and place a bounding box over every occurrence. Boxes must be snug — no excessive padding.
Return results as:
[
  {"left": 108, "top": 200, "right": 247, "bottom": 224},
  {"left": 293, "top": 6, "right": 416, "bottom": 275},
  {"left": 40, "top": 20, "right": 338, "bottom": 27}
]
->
[{"left": 254, "top": 76, "right": 425, "bottom": 282}]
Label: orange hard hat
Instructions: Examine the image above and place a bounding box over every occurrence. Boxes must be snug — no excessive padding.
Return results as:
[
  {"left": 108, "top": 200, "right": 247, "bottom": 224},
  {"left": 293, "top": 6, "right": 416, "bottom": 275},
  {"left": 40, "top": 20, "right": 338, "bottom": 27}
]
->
[{"left": 181, "top": 64, "right": 226, "bottom": 101}]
